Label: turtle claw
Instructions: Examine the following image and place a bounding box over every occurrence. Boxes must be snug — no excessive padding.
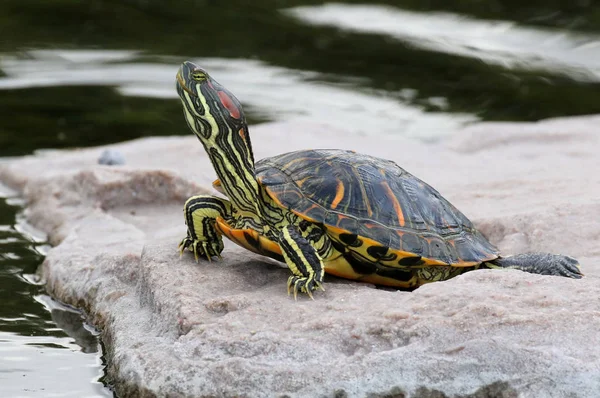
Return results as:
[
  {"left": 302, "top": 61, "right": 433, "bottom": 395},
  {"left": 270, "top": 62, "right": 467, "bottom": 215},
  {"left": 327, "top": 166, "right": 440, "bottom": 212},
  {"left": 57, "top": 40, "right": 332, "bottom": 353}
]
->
[
  {"left": 286, "top": 276, "right": 294, "bottom": 297},
  {"left": 178, "top": 237, "right": 191, "bottom": 257},
  {"left": 193, "top": 242, "right": 200, "bottom": 263},
  {"left": 534, "top": 253, "right": 583, "bottom": 279},
  {"left": 555, "top": 254, "right": 583, "bottom": 279},
  {"left": 306, "top": 288, "right": 314, "bottom": 301},
  {"left": 287, "top": 275, "right": 321, "bottom": 300},
  {"left": 202, "top": 243, "right": 212, "bottom": 262},
  {"left": 178, "top": 235, "right": 224, "bottom": 262}
]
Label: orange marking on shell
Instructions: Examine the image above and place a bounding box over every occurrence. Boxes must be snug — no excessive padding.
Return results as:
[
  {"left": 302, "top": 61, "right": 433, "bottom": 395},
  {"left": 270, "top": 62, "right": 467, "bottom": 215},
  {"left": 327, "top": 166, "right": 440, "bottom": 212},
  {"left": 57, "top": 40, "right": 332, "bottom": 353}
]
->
[
  {"left": 331, "top": 180, "right": 345, "bottom": 209},
  {"left": 304, "top": 203, "right": 320, "bottom": 213},
  {"left": 281, "top": 157, "right": 308, "bottom": 171},
  {"left": 301, "top": 215, "right": 318, "bottom": 223},
  {"left": 231, "top": 228, "right": 250, "bottom": 242},
  {"left": 258, "top": 235, "right": 282, "bottom": 255},
  {"left": 215, "top": 218, "right": 237, "bottom": 242},
  {"left": 331, "top": 181, "right": 344, "bottom": 209},
  {"left": 326, "top": 224, "right": 346, "bottom": 236},
  {"left": 336, "top": 214, "right": 351, "bottom": 227},
  {"left": 215, "top": 217, "right": 282, "bottom": 257},
  {"left": 265, "top": 187, "right": 285, "bottom": 208},
  {"left": 381, "top": 181, "right": 405, "bottom": 227},
  {"left": 264, "top": 185, "right": 319, "bottom": 223},
  {"left": 295, "top": 177, "right": 310, "bottom": 187}
]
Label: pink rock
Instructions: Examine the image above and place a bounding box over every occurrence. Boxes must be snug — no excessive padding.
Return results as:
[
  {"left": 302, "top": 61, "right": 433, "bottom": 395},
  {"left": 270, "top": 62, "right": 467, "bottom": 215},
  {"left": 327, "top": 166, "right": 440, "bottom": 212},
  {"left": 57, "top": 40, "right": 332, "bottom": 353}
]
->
[{"left": 0, "top": 116, "right": 598, "bottom": 397}]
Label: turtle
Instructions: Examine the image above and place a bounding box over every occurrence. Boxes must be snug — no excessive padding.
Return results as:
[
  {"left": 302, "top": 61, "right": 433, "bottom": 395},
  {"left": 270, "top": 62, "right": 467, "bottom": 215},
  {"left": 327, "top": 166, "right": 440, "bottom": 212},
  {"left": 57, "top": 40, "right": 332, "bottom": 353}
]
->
[{"left": 175, "top": 61, "right": 582, "bottom": 297}]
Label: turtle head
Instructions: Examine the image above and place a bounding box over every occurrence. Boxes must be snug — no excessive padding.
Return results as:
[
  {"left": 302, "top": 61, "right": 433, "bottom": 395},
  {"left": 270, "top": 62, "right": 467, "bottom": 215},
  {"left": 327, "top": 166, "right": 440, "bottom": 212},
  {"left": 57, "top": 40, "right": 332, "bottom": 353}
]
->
[{"left": 176, "top": 61, "right": 247, "bottom": 143}]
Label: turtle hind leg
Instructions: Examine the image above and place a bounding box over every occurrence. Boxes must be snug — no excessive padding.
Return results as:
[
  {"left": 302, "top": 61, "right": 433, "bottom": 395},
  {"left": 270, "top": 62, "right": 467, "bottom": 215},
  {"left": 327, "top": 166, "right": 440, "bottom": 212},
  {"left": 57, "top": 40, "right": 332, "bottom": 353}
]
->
[
  {"left": 278, "top": 225, "right": 325, "bottom": 299},
  {"left": 484, "top": 253, "right": 582, "bottom": 279},
  {"left": 180, "top": 195, "right": 233, "bottom": 261}
]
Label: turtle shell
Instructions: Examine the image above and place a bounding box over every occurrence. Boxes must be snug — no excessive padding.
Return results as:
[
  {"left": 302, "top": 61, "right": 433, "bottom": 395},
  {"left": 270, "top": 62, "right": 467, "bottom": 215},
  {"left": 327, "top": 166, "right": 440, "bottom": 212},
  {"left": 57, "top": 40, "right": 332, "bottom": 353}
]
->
[{"left": 255, "top": 149, "right": 499, "bottom": 266}]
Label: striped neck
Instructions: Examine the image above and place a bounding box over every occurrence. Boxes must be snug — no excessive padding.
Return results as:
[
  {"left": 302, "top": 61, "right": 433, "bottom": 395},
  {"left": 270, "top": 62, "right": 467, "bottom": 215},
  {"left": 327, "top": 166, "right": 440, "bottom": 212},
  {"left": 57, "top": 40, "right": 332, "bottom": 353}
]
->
[
  {"left": 177, "top": 64, "right": 263, "bottom": 219},
  {"left": 199, "top": 124, "right": 263, "bottom": 219}
]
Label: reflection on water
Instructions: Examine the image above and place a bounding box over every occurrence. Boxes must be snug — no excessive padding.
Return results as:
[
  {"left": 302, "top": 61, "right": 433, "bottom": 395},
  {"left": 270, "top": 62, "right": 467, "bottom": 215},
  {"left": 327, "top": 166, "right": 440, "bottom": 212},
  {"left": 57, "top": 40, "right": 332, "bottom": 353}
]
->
[
  {"left": 0, "top": 187, "right": 112, "bottom": 397},
  {"left": 286, "top": 3, "right": 600, "bottom": 80},
  {"left": 0, "top": 50, "right": 475, "bottom": 140},
  {"left": 0, "top": 332, "right": 108, "bottom": 397}
]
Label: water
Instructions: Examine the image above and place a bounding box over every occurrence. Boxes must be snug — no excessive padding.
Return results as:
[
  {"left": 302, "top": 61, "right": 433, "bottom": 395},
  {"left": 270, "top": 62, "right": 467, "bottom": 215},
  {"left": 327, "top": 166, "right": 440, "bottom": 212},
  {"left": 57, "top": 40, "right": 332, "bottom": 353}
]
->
[
  {"left": 1, "top": 1, "right": 599, "bottom": 396},
  {"left": 286, "top": 4, "right": 600, "bottom": 78},
  {"left": 0, "top": 51, "right": 475, "bottom": 140},
  {"left": 0, "top": 187, "right": 112, "bottom": 397}
]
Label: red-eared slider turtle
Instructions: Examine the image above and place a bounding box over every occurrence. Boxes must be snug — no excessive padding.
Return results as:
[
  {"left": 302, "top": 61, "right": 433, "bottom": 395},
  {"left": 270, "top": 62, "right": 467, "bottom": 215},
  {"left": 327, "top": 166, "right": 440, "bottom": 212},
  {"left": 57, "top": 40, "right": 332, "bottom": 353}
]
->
[{"left": 175, "top": 61, "right": 582, "bottom": 297}]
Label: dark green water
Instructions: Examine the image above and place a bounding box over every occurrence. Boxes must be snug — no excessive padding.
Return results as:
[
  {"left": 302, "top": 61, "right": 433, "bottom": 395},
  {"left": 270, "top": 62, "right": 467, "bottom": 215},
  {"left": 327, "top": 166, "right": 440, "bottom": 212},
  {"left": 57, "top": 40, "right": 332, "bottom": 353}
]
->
[
  {"left": 0, "top": 189, "right": 112, "bottom": 396},
  {"left": 1, "top": 1, "right": 600, "bottom": 396}
]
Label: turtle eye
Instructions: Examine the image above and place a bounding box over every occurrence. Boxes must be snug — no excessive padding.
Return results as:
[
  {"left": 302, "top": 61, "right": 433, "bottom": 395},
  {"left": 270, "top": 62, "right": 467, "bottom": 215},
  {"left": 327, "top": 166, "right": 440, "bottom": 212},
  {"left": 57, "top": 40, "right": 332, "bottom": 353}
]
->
[{"left": 191, "top": 70, "right": 207, "bottom": 81}]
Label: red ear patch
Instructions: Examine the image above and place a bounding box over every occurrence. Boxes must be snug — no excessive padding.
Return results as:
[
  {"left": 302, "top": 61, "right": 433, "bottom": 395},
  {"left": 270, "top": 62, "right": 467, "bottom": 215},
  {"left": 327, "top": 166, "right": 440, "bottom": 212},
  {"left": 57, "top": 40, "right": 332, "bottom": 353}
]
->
[{"left": 217, "top": 91, "right": 241, "bottom": 119}]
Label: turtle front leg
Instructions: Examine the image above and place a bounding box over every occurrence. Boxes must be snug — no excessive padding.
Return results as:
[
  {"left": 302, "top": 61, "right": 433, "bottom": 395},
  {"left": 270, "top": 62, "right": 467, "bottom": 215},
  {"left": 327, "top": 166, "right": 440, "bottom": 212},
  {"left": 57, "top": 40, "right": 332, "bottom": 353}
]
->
[
  {"left": 179, "top": 195, "right": 233, "bottom": 261},
  {"left": 485, "top": 253, "right": 582, "bottom": 278},
  {"left": 278, "top": 225, "right": 325, "bottom": 299}
]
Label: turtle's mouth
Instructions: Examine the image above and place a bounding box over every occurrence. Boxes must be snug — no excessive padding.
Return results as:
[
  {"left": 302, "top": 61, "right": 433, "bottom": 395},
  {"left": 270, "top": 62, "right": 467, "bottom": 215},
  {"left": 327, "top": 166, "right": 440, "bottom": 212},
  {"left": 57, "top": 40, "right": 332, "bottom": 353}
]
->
[{"left": 176, "top": 68, "right": 197, "bottom": 97}]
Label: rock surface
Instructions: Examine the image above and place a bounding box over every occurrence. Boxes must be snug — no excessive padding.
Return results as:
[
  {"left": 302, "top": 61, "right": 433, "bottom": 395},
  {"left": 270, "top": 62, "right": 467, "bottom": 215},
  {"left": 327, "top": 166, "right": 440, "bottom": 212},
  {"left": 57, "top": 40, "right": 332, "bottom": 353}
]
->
[{"left": 0, "top": 117, "right": 599, "bottom": 397}]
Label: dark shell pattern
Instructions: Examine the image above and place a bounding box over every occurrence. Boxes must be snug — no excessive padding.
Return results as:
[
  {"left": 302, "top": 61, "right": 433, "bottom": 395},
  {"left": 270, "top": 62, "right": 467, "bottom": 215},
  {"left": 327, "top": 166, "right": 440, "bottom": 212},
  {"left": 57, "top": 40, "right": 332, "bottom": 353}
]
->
[{"left": 256, "top": 149, "right": 499, "bottom": 266}]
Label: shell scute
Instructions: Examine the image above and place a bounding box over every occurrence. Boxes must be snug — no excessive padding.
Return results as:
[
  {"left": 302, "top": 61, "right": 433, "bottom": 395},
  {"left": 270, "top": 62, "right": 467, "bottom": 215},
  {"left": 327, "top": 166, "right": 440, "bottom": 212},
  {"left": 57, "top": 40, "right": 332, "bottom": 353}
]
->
[
  {"left": 334, "top": 213, "right": 359, "bottom": 233},
  {"left": 399, "top": 232, "right": 425, "bottom": 256},
  {"left": 426, "top": 236, "right": 456, "bottom": 265},
  {"left": 358, "top": 222, "right": 392, "bottom": 248},
  {"left": 388, "top": 230, "right": 402, "bottom": 251}
]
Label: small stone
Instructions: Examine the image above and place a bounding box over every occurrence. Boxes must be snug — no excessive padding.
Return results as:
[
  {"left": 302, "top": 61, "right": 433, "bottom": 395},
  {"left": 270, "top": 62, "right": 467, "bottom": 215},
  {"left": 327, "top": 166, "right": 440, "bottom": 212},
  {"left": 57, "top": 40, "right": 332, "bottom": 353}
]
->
[{"left": 98, "top": 149, "right": 125, "bottom": 166}]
